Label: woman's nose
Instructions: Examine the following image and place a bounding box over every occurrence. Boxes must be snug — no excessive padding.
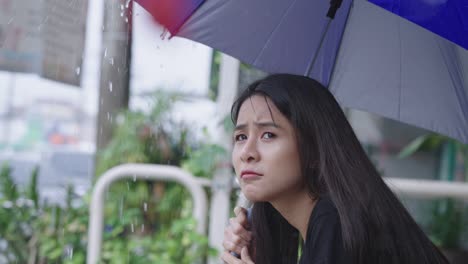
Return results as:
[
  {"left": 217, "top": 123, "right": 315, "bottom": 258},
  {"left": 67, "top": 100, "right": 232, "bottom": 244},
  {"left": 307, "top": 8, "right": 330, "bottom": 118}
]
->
[{"left": 240, "top": 139, "right": 259, "bottom": 162}]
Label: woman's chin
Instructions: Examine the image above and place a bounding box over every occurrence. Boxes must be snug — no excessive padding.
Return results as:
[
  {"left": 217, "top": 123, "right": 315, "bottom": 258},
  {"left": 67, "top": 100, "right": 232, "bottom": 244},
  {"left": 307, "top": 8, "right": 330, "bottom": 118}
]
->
[
  {"left": 242, "top": 190, "right": 265, "bottom": 203},
  {"left": 242, "top": 184, "right": 273, "bottom": 202}
]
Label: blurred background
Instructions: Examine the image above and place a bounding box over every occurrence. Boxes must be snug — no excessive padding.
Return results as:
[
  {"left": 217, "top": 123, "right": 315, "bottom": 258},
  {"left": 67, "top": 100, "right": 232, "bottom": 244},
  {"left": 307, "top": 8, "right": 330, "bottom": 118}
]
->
[{"left": 0, "top": 0, "right": 467, "bottom": 263}]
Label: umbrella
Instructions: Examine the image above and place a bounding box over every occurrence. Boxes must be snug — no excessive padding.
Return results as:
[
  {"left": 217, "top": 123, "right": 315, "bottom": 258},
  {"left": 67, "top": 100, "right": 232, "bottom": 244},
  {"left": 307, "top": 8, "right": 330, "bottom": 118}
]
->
[{"left": 136, "top": 0, "right": 468, "bottom": 144}]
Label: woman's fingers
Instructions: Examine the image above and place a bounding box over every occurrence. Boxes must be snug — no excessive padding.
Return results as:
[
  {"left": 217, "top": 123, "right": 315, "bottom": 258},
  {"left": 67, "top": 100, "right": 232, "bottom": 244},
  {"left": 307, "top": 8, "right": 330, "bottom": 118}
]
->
[
  {"left": 221, "top": 250, "right": 242, "bottom": 264},
  {"left": 221, "top": 248, "right": 255, "bottom": 264},
  {"left": 222, "top": 207, "right": 253, "bottom": 258},
  {"left": 229, "top": 218, "right": 252, "bottom": 241},
  {"left": 234, "top": 206, "right": 250, "bottom": 228},
  {"left": 241, "top": 247, "right": 254, "bottom": 264},
  {"left": 223, "top": 226, "right": 250, "bottom": 254},
  {"left": 222, "top": 239, "right": 243, "bottom": 255}
]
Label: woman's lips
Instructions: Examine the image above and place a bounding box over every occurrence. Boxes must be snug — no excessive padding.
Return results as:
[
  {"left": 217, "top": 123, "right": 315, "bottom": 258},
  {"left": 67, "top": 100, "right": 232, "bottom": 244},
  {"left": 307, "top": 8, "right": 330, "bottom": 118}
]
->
[{"left": 241, "top": 170, "right": 263, "bottom": 179}]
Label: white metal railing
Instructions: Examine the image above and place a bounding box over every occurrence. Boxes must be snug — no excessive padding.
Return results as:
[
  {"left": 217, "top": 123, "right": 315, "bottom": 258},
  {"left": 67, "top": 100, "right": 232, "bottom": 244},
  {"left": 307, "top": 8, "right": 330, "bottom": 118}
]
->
[
  {"left": 231, "top": 177, "right": 468, "bottom": 200},
  {"left": 86, "top": 163, "right": 468, "bottom": 264},
  {"left": 86, "top": 164, "right": 208, "bottom": 264},
  {"left": 384, "top": 177, "right": 468, "bottom": 200}
]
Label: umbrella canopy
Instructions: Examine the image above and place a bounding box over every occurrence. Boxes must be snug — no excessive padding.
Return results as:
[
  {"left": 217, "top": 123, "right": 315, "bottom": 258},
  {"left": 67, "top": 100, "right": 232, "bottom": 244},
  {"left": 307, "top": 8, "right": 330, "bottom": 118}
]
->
[{"left": 137, "top": 0, "right": 468, "bottom": 144}]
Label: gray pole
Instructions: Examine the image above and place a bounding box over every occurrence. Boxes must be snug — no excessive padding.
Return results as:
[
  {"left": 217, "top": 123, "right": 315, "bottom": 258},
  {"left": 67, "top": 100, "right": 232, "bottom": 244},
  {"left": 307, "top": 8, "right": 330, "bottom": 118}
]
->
[
  {"left": 208, "top": 54, "right": 240, "bottom": 264},
  {"left": 95, "top": 0, "right": 132, "bottom": 150},
  {"left": 3, "top": 74, "right": 15, "bottom": 148}
]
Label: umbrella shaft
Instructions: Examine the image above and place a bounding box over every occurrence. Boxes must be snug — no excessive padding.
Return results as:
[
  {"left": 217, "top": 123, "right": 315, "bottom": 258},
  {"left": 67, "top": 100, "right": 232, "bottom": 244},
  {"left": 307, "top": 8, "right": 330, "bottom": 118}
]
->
[{"left": 305, "top": 19, "right": 332, "bottom": 77}]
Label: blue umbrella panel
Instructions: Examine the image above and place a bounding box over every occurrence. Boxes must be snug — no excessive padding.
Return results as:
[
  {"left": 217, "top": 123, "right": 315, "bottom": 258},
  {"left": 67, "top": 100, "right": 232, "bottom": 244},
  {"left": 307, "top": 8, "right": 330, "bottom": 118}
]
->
[{"left": 369, "top": 0, "right": 468, "bottom": 50}]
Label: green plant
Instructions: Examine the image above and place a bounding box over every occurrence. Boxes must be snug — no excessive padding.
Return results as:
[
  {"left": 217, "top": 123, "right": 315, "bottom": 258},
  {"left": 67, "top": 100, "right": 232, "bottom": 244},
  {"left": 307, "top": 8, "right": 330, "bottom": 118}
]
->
[
  {"left": 0, "top": 163, "right": 214, "bottom": 263},
  {"left": 94, "top": 90, "right": 220, "bottom": 262},
  {"left": 1, "top": 90, "right": 223, "bottom": 263},
  {"left": 0, "top": 164, "right": 90, "bottom": 263},
  {"left": 429, "top": 198, "right": 466, "bottom": 249},
  {"left": 95, "top": 90, "right": 190, "bottom": 176},
  {"left": 95, "top": 90, "right": 193, "bottom": 236},
  {"left": 0, "top": 164, "right": 40, "bottom": 263},
  {"left": 100, "top": 217, "right": 216, "bottom": 264},
  {"left": 399, "top": 134, "right": 468, "bottom": 249},
  {"left": 182, "top": 143, "right": 227, "bottom": 179},
  {"left": 34, "top": 186, "right": 89, "bottom": 264}
]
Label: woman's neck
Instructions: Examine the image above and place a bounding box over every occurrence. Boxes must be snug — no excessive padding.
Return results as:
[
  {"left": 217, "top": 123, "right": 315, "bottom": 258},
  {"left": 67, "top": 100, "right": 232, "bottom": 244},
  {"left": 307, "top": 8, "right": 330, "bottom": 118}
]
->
[{"left": 269, "top": 188, "right": 317, "bottom": 242}]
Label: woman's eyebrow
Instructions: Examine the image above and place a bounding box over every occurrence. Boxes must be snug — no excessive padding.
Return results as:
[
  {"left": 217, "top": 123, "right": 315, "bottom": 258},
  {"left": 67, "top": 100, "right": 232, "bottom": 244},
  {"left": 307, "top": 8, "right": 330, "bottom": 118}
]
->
[
  {"left": 255, "top": 121, "right": 281, "bottom": 129},
  {"left": 234, "top": 122, "right": 282, "bottom": 131},
  {"left": 234, "top": 123, "right": 247, "bottom": 131}
]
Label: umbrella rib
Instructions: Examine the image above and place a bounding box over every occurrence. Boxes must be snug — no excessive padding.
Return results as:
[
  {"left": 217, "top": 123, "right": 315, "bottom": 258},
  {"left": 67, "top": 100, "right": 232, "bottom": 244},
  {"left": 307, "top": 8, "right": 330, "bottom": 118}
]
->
[
  {"left": 397, "top": 18, "right": 402, "bottom": 120},
  {"left": 305, "top": 19, "right": 332, "bottom": 77},
  {"left": 252, "top": 0, "right": 299, "bottom": 65},
  {"left": 327, "top": 0, "right": 354, "bottom": 89},
  {"left": 436, "top": 41, "right": 468, "bottom": 135}
]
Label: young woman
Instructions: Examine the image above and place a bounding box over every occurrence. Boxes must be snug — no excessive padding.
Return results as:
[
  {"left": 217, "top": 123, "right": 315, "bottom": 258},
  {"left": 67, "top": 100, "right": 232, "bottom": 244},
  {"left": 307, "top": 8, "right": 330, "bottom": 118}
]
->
[{"left": 221, "top": 74, "right": 448, "bottom": 264}]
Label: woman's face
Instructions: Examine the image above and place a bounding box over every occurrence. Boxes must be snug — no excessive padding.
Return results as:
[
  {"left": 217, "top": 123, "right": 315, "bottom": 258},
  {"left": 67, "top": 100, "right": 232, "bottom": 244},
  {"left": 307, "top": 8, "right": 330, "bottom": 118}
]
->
[{"left": 232, "top": 95, "right": 305, "bottom": 203}]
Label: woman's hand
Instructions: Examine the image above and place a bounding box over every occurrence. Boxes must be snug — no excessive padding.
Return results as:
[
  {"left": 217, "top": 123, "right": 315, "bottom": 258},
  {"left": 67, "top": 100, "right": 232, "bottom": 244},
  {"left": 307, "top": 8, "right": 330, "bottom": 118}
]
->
[
  {"left": 222, "top": 206, "right": 252, "bottom": 256},
  {"left": 221, "top": 247, "right": 255, "bottom": 264}
]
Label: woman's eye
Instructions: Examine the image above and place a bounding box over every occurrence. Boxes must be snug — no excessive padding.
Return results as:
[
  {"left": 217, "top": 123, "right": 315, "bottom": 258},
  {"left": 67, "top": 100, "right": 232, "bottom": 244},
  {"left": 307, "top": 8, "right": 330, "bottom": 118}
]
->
[
  {"left": 234, "top": 134, "right": 247, "bottom": 141},
  {"left": 262, "top": 132, "right": 275, "bottom": 139}
]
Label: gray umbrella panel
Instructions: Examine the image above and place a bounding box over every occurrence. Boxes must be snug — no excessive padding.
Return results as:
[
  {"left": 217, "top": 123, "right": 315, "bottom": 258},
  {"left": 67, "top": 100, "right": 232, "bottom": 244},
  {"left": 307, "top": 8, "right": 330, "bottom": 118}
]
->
[
  {"left": 178, "top": 0, "right": 352, "bottom": 86},
  {"left": 177, "top": 0, "right": 468, "bottom": 143},
  {"left": 330, "top": 0, "right": 468, "bottom": 143}
]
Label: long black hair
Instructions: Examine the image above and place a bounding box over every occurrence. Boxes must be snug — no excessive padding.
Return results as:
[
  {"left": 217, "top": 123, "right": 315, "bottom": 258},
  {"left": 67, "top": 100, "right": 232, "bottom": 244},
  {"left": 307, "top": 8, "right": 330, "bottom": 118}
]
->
[{"left": 231, "top": 74, "right": 448, "bottom": 264}]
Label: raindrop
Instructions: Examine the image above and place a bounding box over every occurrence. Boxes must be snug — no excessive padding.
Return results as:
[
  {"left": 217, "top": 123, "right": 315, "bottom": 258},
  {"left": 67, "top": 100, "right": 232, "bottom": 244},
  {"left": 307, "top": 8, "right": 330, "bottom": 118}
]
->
[
  {"left": 119, "top": 197, "right": 124, "bottom": 220},
  {"left": 75, "top": 67, "right": 81, "bottom": 75},
  {"left": 104, "top": 48, "right": 107, "bottom": 57},
  {"left": 66, "top": 246, "right": 74, "bottom": 259},
  {"left": 131, "top": 223, "right": 134, "bottom": 233},
  {"left": 125, "top": 0, "right": 131, "bottom": 8},
  {"left": 120, "top": 12, "right": 124, "bottom": 17},
  {"left": 109, "top": 57, "right": 114, "bottom": 65},
  {"left": 126, "top": 181, "right": 130, "bottom": 191},
  {"left": 141, "top": 224, "right": 145, "bottom": 232},
  {"left": 143, "top": 202, "right": 147, "bottom": 212},
  {"left": 133, "top": 174, "right": 136, "bottom": 182},
  {"left": 125, "top": 17, "right": 128, "bottom": 23},
  {"left": 7, "top": 18, "right": 13, "bottom": 25},
  {"left": 109, "top": 82, "right": 113, "bottom": 92},
  {"left": 107, "top": 112, "right": 110, "bottom": 121},
  {"left": 120, "top": 4, "right": 124, "bottom": 10}
]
